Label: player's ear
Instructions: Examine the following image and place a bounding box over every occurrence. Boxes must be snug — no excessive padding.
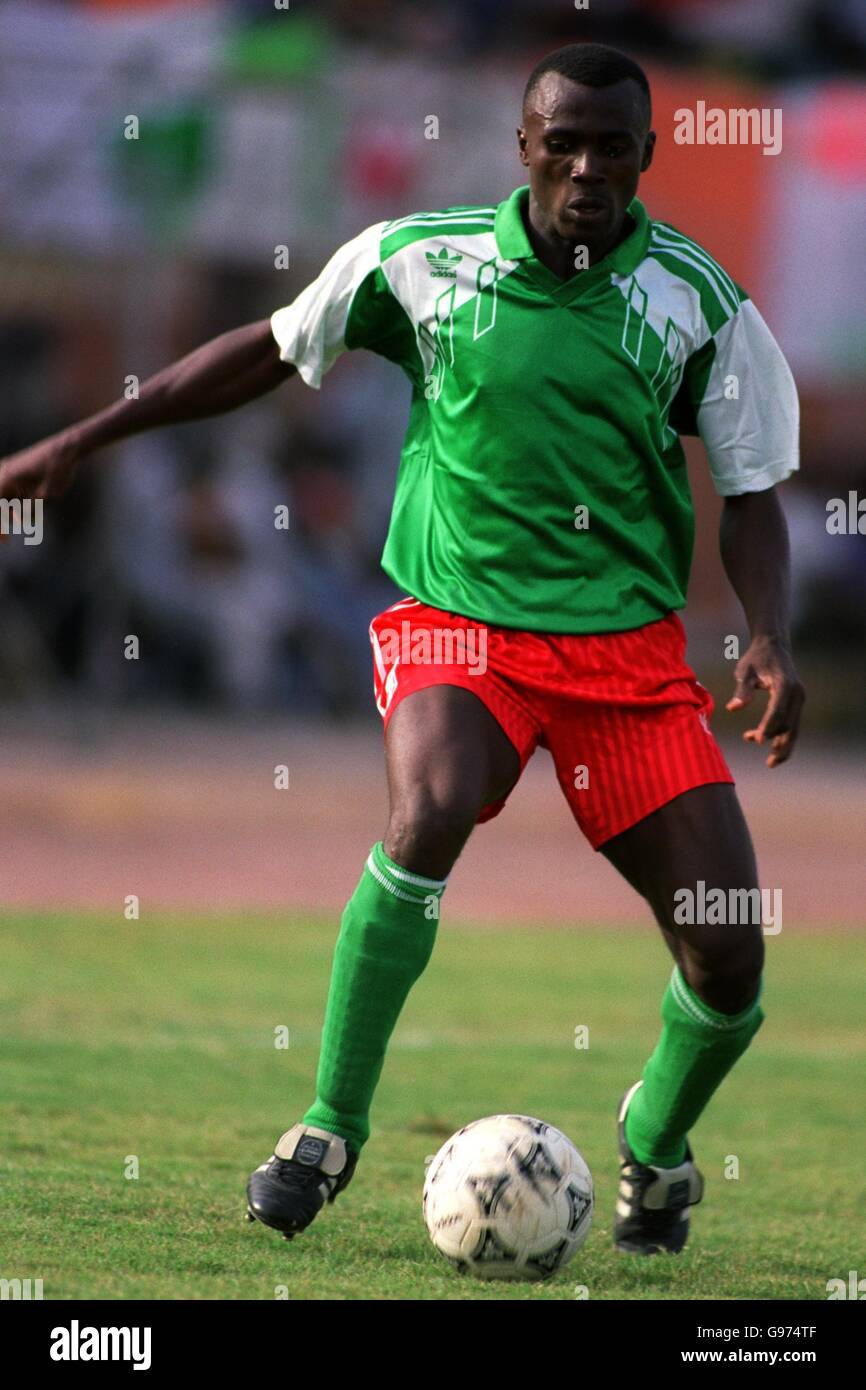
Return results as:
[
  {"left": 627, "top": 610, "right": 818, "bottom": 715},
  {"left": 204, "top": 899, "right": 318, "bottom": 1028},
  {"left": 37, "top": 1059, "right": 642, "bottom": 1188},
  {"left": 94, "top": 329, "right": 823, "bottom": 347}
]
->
[
  {"left": 640, "top": 130, "right": 656, "bottom": 173},
  {"left": 517, "top": 126, "right": 529, "bottom": 167}
]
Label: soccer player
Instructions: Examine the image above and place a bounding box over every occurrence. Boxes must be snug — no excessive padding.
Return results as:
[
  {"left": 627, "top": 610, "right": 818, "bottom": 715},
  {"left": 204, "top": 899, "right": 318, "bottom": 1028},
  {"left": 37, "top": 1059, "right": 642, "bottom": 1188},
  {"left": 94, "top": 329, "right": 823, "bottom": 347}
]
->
[{"left": 0, "top": 43, "right": 804, "bottom": 1256}]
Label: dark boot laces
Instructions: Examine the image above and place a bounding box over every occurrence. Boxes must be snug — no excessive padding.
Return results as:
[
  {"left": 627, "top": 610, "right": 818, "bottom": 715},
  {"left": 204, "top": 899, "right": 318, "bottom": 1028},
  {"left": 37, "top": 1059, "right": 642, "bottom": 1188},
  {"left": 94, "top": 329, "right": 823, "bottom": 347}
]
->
[{"left": 270, "top": 1156, "right": 331, "bottom": 1191}]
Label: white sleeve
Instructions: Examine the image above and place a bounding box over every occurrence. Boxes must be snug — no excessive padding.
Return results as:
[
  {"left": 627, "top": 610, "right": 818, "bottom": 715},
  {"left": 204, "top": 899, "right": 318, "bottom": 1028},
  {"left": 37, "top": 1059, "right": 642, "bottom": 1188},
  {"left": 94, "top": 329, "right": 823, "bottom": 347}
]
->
[
  {"left": 693, "top": 299, "right": 800, "bottom": 496},
  {"left": 270, "top": 222, "right": 385, "bottom": 389}
]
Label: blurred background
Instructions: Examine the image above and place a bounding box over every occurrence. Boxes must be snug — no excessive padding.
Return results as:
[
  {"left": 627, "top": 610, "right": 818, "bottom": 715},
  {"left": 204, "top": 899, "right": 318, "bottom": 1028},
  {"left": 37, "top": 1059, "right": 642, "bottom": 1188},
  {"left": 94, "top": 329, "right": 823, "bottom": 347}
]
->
[{"left": 0, "top": 0, "right": 863, "bottom": 920}]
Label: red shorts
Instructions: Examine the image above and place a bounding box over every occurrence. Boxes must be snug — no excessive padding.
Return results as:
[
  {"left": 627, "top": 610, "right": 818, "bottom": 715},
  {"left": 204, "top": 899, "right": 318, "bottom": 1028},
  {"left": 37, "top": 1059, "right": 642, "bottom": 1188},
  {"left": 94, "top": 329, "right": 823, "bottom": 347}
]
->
[{"left": 368, "top": 596, "right": 734, "bottom": 850}]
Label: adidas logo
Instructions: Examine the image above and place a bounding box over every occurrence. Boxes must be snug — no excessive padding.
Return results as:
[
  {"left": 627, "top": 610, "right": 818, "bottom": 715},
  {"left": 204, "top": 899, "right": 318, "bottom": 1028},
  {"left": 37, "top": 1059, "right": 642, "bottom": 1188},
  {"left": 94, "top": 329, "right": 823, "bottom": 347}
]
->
[
  {"left": 296, "top": 1136, "right": 328, "bottom": 1166},
  {"left": 666, "top": 1178, "right": 691, "bottom": 1209},
  {"left": 425, "top": 247, "right": 462, "bottom": 278}
]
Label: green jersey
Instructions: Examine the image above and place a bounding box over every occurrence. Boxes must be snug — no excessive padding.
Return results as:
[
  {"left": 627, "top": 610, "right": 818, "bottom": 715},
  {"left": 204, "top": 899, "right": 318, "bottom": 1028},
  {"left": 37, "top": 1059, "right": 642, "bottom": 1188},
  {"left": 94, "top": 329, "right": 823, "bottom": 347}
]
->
[{"left": 271, "top": 185, "right": 799, "bottom": 633}]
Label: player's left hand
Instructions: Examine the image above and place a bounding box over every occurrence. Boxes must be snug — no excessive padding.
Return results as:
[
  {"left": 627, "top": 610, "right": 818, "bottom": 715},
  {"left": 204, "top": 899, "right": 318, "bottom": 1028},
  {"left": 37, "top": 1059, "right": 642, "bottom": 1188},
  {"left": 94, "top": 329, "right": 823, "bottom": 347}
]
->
[{"left": 725, "top": 636, "right": 805, "bottom": 767}]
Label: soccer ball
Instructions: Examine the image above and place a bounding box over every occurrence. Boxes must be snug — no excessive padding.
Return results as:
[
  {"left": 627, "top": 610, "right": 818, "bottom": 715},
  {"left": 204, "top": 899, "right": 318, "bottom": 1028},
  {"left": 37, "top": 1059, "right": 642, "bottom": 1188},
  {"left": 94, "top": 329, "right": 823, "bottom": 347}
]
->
[{"left": 422, "top": 1113, "right": 593, "bottom": 1280}]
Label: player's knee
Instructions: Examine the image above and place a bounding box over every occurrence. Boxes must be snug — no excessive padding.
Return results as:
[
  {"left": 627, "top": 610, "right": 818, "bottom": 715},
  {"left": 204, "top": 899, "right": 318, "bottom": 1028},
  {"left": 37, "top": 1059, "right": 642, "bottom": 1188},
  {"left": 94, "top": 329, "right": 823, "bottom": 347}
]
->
[{"left": 385, "top": 793, "right": 478, "bottom": 879}]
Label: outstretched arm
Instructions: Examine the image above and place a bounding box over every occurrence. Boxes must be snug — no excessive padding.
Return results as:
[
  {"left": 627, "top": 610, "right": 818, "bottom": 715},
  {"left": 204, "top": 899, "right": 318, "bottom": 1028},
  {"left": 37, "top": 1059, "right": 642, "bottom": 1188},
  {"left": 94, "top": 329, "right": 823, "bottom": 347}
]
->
[
  {"left": 719, "top": 487, "right": 805, "bottom": 767},
  {"left": 0, "top": 318, "right": 295, "bottom": 503}
]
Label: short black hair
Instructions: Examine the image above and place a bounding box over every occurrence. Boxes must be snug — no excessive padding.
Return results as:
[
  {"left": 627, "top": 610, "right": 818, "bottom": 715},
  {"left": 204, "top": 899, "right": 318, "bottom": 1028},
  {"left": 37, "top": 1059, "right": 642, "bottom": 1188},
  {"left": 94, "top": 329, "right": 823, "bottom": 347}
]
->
[{"left": 522, "top": 42, "right": 651, "bottom": 131}]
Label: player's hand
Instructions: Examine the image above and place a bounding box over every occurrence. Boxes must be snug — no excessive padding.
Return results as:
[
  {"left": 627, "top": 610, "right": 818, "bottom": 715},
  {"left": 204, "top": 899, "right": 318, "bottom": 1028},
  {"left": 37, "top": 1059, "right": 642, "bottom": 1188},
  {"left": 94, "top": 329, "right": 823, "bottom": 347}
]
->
[
  {"left": 0, "top": 433, "right": 80, "bottom": 542},
  {"left": 725, "top": 635, "right": 805, "bottom": 768}
]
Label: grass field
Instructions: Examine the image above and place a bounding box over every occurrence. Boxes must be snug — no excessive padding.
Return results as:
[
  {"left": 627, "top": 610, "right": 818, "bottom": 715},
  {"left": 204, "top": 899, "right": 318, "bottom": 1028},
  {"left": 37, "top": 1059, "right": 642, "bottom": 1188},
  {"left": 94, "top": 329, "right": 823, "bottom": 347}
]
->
[{"left": 1, "top": 911, "right": 863, "bottom": 1301}]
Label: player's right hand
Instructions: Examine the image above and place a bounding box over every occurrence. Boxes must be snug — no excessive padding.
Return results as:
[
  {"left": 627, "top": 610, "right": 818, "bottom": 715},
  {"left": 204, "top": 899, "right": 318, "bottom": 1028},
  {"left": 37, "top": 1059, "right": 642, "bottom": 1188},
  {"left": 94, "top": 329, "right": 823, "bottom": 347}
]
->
[{"left": 0, "top": 433, "right": 80, "bottom": 539}]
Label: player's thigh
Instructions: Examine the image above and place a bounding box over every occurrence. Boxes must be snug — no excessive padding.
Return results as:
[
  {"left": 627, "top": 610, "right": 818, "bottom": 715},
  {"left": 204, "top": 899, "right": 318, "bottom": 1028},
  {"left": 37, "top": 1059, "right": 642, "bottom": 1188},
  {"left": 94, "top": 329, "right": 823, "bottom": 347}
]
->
[
  {"left": 384, "top": 685, "right": 521, "bottom": 875},
  {"left": 600, "top": 783, "right": 764, "bottom": 1007}
]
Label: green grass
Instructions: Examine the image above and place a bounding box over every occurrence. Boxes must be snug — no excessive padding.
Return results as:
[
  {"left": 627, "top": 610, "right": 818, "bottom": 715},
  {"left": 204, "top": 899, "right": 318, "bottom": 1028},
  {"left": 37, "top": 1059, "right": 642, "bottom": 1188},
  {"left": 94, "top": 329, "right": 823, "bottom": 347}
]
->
[{"left": 0, "top": 911, "right": 862, "bottom": 1300}]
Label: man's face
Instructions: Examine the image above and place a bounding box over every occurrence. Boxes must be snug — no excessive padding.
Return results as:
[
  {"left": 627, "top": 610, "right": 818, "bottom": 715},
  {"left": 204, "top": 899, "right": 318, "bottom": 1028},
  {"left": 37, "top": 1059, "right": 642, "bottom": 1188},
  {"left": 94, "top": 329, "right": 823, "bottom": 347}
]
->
[{"left": 518, "top": 74, "right": 655, "bottom": 246}]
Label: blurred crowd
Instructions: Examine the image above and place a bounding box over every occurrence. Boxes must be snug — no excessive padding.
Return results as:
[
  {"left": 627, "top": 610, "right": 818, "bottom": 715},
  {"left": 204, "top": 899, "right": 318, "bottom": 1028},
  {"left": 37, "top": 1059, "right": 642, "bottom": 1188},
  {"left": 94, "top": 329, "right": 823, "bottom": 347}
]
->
[
  {"left": 31, "top": 0, "right": 866, "bottom": 77},
  {"left": 0, "top": 310, "right": 406, "bottom": 713}
]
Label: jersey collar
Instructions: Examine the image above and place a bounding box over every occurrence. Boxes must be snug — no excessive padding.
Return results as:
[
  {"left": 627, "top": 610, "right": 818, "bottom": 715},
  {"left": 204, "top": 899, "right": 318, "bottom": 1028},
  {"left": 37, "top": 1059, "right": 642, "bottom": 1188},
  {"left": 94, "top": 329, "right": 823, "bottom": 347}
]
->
[{"left": 494, "top": 183, "right": 650, "bottom": 281}]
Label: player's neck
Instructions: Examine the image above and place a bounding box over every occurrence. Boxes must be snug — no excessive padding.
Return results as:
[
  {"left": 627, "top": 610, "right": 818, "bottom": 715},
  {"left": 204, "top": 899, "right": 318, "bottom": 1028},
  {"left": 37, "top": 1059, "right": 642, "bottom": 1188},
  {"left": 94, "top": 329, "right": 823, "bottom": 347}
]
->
[{"left": 523, "top": 198, "right": 634, "bottom": 282}]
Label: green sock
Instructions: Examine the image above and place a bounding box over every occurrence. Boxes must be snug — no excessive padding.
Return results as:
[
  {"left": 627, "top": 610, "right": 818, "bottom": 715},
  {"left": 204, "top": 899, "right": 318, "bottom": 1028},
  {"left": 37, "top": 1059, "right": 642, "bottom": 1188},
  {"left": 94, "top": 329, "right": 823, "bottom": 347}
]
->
[
  {"left": 302, "top": 842, "right": 447, "bottom": 1154},
  {"left": 625, "top": 965, "right": 764, "bottom": 1168}
]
